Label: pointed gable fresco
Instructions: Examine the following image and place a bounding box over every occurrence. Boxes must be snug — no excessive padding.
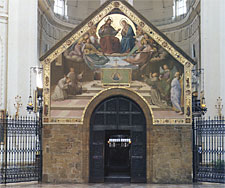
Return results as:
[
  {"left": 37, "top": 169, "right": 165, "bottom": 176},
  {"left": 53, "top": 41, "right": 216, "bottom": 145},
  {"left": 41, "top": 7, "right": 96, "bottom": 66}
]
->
[{"left": 40, "top": 0, "right": 195, "bottom": 125}]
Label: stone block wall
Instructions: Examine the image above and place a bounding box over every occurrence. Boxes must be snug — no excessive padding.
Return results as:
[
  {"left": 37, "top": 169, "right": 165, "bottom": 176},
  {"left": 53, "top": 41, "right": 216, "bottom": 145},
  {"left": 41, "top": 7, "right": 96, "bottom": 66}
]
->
[
  {"left": 42, "top": 123, "right": 84, "bottom": 183},
  {"left": 149, "top": 125, "right": 192, "bottom": 183},
  {"left": 42, "top": 123, "right": 192, "bottom": 183}
]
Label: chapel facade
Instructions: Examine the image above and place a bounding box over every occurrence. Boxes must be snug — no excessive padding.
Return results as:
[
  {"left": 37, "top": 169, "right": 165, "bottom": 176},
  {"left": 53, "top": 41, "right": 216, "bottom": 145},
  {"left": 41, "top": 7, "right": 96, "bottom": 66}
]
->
[{"left": 40, "top": 0, "right": 195, "bottom": 183}]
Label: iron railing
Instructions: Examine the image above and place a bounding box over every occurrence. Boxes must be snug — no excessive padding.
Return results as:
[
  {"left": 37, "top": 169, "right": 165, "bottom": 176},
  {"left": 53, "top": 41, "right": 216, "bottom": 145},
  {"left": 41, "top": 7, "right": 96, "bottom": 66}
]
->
[
  {"left": 0, "top": 115, "right": 42, "bottom": 184},
  {"left": 193, "top": 117, "right": 225, "bottom": 183}
]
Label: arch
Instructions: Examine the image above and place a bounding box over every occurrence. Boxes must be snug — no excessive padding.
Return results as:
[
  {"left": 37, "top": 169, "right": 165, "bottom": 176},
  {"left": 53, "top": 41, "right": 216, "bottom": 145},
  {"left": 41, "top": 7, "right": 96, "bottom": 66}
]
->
[{"left": 82, "top": 87, "right": 153, "bottom": 182}]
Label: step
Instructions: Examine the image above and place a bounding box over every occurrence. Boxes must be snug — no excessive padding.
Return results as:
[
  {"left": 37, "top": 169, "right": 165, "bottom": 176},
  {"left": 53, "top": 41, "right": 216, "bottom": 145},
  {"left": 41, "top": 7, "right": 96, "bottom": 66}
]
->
[
  {"left": 51, "top": 106, "right": 85, "bottom": 111},
  {"left": 51, "top": 98, "right": 90, "bottom": 108},
  {"left": 50, "top": 109, "right": 83, "bottom": 119},
  {"left": 104, "top": 176, "right": 131, "bottom": 183},
  {"left": 68, "top": 95, "right": 94, "bottom": 100}
]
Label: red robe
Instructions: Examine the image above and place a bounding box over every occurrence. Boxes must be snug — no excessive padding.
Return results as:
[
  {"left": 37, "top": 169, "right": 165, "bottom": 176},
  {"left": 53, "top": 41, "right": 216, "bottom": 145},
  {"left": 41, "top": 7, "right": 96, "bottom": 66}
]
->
[{"left": 98, "top": 24, "right": 121, "bottom": 54}]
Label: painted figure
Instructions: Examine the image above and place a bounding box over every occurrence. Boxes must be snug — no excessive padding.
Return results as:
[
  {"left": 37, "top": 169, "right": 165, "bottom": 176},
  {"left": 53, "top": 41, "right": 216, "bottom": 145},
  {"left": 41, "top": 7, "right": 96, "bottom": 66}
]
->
[
  {"left": 98, "top": 18, "right": 121, "bottom": 54},
  {"left": 82, "top": 36, "right": 109, "bottom": 69},
  {"left": 124, "top": 37, "right": 154, "bottom": 65},
  {"left": 52, "top": 76, "right": 71, "bottom": 101},
  {"left": 88, "top": 26, "right": 101, "bottom": 50},
  {"left": 69, "top": 38, "right": 84, "bottom": 57},
  {"left": 127, "top": 26, "right": 144, "bottom": 56},
  {"left": 67, "top": 67, "right": 83, "bottom": 95},
  {"left": 143, "top": 73, "right": 168, "bottom": 107},
  {"left": 120, "top": 20, "right": 135, "bottom": 53},
  {"left": 171, "top": 72, "right": 183, "bottom": 114},
  {"left": 159, "top": 64, "right": 175, "bottom": 101}
]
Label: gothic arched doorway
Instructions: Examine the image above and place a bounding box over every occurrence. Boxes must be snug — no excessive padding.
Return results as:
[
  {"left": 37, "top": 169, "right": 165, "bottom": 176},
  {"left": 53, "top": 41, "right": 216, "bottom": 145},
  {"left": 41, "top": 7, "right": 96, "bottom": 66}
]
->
[{"left": 89, "top": 96, "right": 146, "bottom": 183}]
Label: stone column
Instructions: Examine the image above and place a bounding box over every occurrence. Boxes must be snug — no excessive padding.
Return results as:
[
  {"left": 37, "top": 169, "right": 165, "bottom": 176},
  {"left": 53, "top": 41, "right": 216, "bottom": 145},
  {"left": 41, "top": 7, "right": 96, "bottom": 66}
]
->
[
  {"left": 0, "top": 0, "right": 8, "bottom": 111},
  {"left": 7, "top": 0, "right": 38, "bottom": 115},
  {"left": 201, "top": 0, "right": 225, "bottom": 116}
]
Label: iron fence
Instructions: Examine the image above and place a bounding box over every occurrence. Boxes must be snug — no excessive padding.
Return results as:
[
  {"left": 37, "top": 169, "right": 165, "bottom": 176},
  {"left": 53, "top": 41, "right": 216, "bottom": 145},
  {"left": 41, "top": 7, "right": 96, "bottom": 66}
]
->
[
  {"left": 193, "top": 117, "right": 225, "bottom": 183},
  {"left": 0, "top": 115, "right": 42, "bottom": 184}
]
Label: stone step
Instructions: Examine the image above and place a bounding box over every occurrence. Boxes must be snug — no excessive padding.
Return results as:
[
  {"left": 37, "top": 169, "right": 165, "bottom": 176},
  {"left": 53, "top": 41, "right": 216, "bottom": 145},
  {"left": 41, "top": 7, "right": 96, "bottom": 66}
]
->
[
  {"left": 51, "top": 106, "right": 85, "bottom": 111},
  {"left": 50, "top": 109, "right": 83, "bottom": 119},
  {"left": 83, "top": 88, "right": 151, "bottom": 94},
  {"left": 68, "top": 95, "right": 94, "bottom": 100},
  {"left": 91, "top": 83, "right": 143, "bottom": 90}
]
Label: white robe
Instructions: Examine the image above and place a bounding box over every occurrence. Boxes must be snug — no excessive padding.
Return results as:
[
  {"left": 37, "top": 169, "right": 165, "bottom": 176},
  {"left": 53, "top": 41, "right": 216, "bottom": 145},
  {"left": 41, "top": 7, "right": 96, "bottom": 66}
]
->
[
  {"left": 171, "top": 77, "right": 182, "bottom": 111},
  {"left": 52, "top": 77, "right": 69, "bottom": 101}
]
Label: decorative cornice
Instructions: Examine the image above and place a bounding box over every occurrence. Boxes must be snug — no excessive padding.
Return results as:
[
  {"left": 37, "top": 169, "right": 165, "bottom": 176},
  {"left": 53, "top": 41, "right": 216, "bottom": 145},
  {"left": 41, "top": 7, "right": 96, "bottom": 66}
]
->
[{"left": 38, "top": 0, "right": 75, "bottom": 31}]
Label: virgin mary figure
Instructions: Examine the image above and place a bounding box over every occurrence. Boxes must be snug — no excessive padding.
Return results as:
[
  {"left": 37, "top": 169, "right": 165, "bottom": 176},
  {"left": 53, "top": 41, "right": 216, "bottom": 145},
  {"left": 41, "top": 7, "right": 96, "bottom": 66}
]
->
[{"left": 120, "top": 20, "right": 135, "bottom": 53}]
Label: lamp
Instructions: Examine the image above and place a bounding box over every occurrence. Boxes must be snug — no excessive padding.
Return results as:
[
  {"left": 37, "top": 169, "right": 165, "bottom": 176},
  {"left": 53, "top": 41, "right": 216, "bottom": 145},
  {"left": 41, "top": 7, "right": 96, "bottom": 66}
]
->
[
  {"left": 26, "top": 95, "right": 34, "bottom": 113},
  {"left": 201, "top": 97, "right": 206, "bottom": 109},
  {"left": 26, "top": 66, "right": 43, "bottom": 114}
]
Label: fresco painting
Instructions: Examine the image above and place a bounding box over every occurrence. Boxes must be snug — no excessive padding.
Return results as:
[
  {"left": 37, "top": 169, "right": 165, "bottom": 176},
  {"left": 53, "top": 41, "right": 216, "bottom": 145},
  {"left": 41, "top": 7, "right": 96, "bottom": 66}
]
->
[{"left": 50, "top": 12, "right": 185, "bottom": 120}]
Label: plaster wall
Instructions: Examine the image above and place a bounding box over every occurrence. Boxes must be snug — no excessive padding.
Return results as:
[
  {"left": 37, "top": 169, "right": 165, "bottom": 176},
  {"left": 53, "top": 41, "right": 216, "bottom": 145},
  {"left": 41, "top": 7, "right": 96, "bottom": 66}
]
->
[
  {"left": 201, "top": 0, "right": 225, "bottom": 116},
  {"left": 7, "top": 0, "right": 38, "bottom": 115},
  {"left": 0, "top": 0, "right": 8, "bottom": 110}
]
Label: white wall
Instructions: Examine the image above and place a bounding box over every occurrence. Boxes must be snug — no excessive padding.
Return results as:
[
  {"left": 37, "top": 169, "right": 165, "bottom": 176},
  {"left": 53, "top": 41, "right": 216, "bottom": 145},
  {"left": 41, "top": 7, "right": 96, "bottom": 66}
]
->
[
  {"left": 220, "top": 0, "right": 225, "bottom": 115},
  {"left": 7, "top": 0, "right": 38, "bottom": 116},
  {"left": 201, "top": 0, "right": 225, "bottom": 117},
  {"left": 0, "top": 0, "right": 8, "bottom": 111}
]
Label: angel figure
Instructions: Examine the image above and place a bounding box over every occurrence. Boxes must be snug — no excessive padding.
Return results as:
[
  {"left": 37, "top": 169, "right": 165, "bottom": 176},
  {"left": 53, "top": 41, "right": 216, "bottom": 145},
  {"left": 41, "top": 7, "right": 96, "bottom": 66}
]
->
[
  {"left": 69, "top": 37, "right": 84, "bottom": 57},
  {"left": 124, "top": 37, "right": 154, "bottom": 65}
]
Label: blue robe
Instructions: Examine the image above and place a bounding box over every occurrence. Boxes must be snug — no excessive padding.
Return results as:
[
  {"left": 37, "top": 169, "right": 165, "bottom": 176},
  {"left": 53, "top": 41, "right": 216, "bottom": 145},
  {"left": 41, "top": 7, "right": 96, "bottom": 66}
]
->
[
  {"left": 170, "top": 77, "right": 182, "bottom": 111},
  {"left": 120, "top": 25, "right": 135, "bottom": 53}
]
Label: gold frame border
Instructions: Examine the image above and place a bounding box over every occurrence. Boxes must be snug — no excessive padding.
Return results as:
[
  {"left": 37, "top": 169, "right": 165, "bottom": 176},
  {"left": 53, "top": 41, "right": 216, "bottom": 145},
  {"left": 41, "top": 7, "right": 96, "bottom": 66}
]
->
[{"left": 41, "top": 1, "right": 193, "bottom": 125}]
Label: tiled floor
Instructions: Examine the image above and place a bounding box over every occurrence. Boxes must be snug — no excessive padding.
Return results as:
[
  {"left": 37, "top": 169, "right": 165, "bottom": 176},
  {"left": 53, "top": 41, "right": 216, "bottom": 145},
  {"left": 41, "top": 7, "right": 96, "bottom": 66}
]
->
[{"left": 0, "top": 183, "right": 224, "bottom": 188}]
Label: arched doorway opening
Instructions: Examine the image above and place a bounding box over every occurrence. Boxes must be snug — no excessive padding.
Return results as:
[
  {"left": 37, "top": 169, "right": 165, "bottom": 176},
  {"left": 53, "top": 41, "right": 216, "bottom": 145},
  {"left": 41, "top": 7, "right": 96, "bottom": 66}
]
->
[{"left": 89, "top": 96, "right": 146, "bottom": 183}]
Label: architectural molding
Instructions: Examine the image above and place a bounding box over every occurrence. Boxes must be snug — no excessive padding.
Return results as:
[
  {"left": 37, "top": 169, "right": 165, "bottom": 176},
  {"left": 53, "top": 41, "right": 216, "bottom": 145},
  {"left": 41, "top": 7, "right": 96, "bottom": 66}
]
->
[
  {"left": 38, "top": 0, "right": 75, "bottom": 31},
  {"left": 158, "top": 0, "right": 200, "bottom": 32}
]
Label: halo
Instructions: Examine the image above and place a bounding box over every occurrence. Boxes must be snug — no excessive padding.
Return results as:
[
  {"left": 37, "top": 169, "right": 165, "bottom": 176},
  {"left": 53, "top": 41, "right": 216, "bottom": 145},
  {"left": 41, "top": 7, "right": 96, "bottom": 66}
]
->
[
  {"left": 120, "top": 18, "right": 129, "bottom": 26},
  {"left": 104, "top": 16, "right": 113, "bottom": 22},
  {"left": 96, "top": 14, "right": 136, "bottom": 41}
]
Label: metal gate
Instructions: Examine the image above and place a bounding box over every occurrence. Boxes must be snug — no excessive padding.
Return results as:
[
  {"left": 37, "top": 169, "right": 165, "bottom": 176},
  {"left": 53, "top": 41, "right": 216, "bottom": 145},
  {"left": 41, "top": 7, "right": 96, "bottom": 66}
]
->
[
  {"left": 193, "top": 117, "right": 225, "bottom": 183},
  {"left": 89, "top": 96, "right": 146, "bottom": 183},
  {"left": 0, "top": 115, "right": 42, "bottom": 184}
]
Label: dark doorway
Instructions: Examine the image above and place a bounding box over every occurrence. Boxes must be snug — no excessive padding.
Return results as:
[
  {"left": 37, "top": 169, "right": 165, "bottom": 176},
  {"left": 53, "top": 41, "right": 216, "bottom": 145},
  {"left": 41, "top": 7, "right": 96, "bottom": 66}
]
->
[
  {"left": 89, "top": 96, "right": 146, "bottom": 183},
  {"left": 105, "top": 130, "right": 131, "bottom": 182}
]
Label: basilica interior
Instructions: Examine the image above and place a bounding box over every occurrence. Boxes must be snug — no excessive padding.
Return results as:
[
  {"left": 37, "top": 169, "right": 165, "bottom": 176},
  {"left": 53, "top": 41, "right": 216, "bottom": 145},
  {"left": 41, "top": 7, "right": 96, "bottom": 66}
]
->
[{"left": 0, "top": 0, "right": 225, "bottom": 185}]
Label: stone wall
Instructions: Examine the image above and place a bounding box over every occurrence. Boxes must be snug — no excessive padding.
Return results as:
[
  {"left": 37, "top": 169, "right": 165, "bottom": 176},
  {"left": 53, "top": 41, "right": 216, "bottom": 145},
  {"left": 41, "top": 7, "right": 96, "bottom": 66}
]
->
[
  {"left": 42, "top": 123, "right": 192, "bottom": 183},
  {"left": 42, "top": 123, "right": 84, "bottom": 183},
  {"left": 150, "top": 125, "right": 192, "bottom": 183}
]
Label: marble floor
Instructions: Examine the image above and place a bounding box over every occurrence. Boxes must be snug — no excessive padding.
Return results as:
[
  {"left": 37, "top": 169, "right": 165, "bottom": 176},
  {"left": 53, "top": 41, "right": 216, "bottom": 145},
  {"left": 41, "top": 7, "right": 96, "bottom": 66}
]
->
[{"left": 0, "top": 183, "right": 224, "bottom": 188}]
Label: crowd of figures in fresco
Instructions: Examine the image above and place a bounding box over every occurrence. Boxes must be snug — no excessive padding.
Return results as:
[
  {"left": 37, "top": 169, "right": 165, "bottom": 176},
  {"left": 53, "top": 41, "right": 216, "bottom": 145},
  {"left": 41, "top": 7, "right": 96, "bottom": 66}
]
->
[{"left": 51, "top": 14, "right": 184, "bottom": 114}]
